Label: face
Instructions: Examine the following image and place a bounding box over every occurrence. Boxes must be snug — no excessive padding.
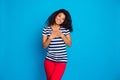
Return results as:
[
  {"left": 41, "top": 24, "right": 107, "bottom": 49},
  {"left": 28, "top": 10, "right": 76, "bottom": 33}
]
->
[{"left": 55, "top": 12, "right": 66, "bottom": 25}]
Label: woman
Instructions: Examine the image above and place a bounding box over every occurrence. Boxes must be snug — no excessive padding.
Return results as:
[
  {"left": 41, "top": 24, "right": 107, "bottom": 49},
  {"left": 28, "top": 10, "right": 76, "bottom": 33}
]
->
[{"left": 42, "top": 9, "right": 73, "bottom": 80}]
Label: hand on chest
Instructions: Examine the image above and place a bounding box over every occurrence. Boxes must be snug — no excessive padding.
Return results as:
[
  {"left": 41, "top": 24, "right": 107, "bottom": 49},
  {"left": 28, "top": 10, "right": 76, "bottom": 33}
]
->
[{"left": 47, "top": 28, "right": 66, "bottom": 37}]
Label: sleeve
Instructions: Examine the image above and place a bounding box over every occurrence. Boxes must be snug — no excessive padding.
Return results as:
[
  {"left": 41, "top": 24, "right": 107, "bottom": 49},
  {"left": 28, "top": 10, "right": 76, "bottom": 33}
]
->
[
  {"left": 65, "top": 29, "right": 70, "bottom": 36},
  {"left": 42, "top": 27, "right": 47, "bottom": 36}
]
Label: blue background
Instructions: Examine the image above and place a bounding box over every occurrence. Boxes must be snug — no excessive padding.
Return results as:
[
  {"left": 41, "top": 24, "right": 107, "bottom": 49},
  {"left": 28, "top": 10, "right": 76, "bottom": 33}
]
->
[{"left": 0, "top": 0, "right": 120, "bottom": 80}]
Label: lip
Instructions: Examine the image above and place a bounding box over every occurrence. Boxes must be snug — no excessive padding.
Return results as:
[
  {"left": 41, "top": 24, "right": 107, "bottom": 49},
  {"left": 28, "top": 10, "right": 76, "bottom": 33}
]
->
[
  {"left": 56, "top": 20, "right": 61, "bottom": 24},
  {"left": 57, "top": 19, "right": 61, "bottom": 22}
]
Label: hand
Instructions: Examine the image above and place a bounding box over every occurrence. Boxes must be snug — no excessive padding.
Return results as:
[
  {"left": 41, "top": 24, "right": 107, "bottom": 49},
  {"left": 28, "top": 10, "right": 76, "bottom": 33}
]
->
[
  {"left": 57, "top": 30, "right": 64, "bottom": 37},
  {"left": 49, "top": 30, "right": 64, "bottom": 39},
  {"left": 49, "top": 30, "right": 59, "bottom": 39}
]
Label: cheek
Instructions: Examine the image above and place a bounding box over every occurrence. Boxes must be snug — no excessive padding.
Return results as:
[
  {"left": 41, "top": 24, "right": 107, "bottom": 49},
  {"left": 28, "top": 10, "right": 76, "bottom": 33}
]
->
[{"left": 61, "top": 20, "right": 65, "bottom": 23}]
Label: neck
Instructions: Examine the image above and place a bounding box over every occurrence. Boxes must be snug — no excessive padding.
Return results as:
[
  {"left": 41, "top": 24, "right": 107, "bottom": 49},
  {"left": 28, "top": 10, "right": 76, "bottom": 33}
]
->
[
  {"left": 52, "top": 24, "right": 60, "bottom": 28},
  {"left": 51, "top": 24, "right": 60, "bottom": 31},
  {"left": 54, "top": 23, "right": 60, "bottom": 27}
]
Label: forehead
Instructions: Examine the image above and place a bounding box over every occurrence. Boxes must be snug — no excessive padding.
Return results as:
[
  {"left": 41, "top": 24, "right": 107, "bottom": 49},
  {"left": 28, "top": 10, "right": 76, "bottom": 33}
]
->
[{"left": 57, "top": 12, "right": 65, "bottom": 17}]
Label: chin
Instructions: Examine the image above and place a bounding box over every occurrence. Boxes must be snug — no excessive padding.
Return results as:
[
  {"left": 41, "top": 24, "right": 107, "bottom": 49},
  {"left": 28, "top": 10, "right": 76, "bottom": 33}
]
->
[{"left": 56, "top": 23, "right": 62, "bottom": 25}]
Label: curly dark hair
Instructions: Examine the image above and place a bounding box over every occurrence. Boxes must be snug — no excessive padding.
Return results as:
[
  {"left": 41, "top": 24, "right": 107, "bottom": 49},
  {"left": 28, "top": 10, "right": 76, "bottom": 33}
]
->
[{"left": 46, "top": 9, "right": 73, "bottom": 32}]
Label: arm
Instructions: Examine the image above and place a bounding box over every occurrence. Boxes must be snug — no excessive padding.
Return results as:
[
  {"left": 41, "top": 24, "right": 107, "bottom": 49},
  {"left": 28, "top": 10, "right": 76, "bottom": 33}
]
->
[
  {"left": 42, "top": 35, "right": 52, "bottom": 48},
  {"left": 61, "top": 33, "right": 72, "bottom": 47},
  {"left": 42, "top": 31, "right": 58, "bottom": 48},
  {"left": 57, "top": 30, "right": 71, "bottom": 47}
]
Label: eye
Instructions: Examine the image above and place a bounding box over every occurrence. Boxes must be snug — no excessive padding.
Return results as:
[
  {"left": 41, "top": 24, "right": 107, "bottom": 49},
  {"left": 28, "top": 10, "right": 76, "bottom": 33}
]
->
[
  {"left": 57, "top": 13, "right": 65, "bottom": 20},
  {"left": 58, "top": 15, "right": 61, "bottom": 17}
]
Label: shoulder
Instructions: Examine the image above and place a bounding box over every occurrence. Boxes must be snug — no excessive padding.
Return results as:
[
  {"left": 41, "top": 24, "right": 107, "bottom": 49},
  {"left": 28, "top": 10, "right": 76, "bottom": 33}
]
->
[
  {"left": 60, "top": 26, "right": 68, "bottom": 31},
  {"left": 43, "top": 26, "right": 51, "bottom": 30},
  {"left": 60, "top": 26, "right": 66, "bottom": 30},
  {"left": 60, "top": 27, "right": 70, "bottom": 32}
]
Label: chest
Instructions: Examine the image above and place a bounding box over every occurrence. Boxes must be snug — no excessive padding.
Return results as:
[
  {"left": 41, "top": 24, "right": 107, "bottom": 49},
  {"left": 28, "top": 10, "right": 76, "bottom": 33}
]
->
[{"left": 46, "top": 28, "right": 67, "bottom": 36}]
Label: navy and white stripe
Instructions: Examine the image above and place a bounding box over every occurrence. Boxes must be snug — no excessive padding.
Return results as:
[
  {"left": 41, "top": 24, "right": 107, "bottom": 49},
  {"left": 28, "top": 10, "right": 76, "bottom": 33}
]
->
[{"left": 42, "top": 26, "right": 70, "bottom": 62}]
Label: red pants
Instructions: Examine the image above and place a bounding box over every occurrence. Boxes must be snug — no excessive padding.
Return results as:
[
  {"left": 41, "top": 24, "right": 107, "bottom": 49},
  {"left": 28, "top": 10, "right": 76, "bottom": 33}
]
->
[{"left": 44, "top": 59, "right": 66, "bottom": 80}]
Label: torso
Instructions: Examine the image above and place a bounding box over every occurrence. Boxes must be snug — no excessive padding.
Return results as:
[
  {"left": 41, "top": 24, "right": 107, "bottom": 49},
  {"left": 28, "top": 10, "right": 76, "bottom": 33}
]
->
[{"left": 44, "top": 26, "right": 68, "bottom": 63}]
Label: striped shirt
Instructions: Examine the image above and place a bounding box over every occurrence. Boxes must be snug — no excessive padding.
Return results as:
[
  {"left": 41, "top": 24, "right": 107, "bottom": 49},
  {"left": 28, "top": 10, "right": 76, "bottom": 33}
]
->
[{"left": 42, "top": 26, "right": 70, "bottom": 63}]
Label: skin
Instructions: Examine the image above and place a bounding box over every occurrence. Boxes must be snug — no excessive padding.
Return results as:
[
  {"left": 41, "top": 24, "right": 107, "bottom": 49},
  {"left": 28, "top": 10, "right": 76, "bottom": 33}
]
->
[{"left": 42, "top": 12, "right": 72, "bottom": 48}]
